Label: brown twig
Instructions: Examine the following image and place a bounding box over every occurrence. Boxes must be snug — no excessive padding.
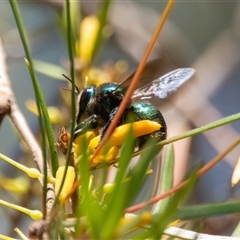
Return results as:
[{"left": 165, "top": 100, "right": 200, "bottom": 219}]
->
[
  {"left": 126, "top": 135, "right": 240, "bottom": 213},
  {"left": 0, "top": 37, "right": 55, "bottom": 213}
]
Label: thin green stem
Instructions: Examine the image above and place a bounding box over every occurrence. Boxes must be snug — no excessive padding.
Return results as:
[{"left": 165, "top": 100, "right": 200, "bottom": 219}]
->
[
  {"left": 9, "top": 0, "right": 58, "bottom": 174},
  {"left": 176, "top": 200, "right": 240, "bottom": 220},
  {"left": 92, "top": 0, "right": 112, "bottom": 60},
  {"left": 65, "top": 0, "right": 76, "bottom": 171},
  {"left": 54, "top": 0, "right": 76, "bottom": 206},
  {"left": 9, "top": 0, "right": 59, "bottom": 217},
  {"left": 132, "top": 112, "right": 240, "bottom": 158}
]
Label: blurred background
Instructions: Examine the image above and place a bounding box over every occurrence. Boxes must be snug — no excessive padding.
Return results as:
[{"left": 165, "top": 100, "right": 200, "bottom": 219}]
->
[{"left": 0, "top": 0, "right": 240, "bottom": 237}]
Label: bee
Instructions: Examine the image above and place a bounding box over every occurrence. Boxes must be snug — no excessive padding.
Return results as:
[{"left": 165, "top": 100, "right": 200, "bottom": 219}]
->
[{"left": 73, "top": 58, "right": 195, "bottom": 149}]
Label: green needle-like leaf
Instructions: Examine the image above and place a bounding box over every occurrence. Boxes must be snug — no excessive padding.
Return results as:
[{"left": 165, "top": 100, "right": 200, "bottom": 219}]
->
[
  {"left": 9, "top": 0, "right": 59, "bottom": 177},
  {"left": 176, "top": 200, "right": 240, "bottom": 220},
  {"left": 92, "top": 0, "right": 112, "bottom": 61},
  {"left": 62, "top": 0, "right": 81, "bottom": 50},
  {"left": 54, "top": 0, "right": 76, "bottom": 212},
  {"left": 150, "top": 173, "right": 197, "bottom": 239},
  {"left": 101, "top": 129, "right": 135, "bottom": 239},
  {"left": 152, "top": 144, "right": 174, "bottom": 215},
  {"left": 125, "top": 139, "right": 158, "bottom": 206},
  {"left": 157, "top": 112, "right": 240, "bottom": 149}
]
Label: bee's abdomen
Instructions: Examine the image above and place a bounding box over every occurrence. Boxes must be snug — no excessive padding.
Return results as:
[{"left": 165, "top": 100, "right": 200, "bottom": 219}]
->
[{"left": 131, "top": 102, "right": 167, "bottom": 147}]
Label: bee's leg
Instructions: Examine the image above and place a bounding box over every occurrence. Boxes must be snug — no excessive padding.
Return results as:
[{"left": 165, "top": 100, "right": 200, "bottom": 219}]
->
[
  {"left": 100, "top": 105, "right": 135, "bottom": 139},
  {"left": 74, "top": 114, "right": 106, "bottom": 139},
  {"left": 100, "top": 107, "right": 121, "bottom": 138}
]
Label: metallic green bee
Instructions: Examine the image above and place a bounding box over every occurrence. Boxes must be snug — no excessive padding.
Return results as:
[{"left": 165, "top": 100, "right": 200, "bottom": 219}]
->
[{"left": 74, "top": 59, "right": 195, "bottom": 148}]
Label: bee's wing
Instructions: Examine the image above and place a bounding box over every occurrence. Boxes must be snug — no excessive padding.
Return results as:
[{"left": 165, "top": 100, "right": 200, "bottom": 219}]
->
[
  {"left": 132, "top": 68, "right": 195, "bottom": 100},
  {"left": 119, "top": 58, "right": 175, "bottom": 90}
]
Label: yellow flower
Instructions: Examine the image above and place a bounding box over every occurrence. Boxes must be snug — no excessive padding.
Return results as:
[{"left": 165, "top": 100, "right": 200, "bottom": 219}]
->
[
  {"left": 55, "top": 166, "right": 76, "bottom": 202},
  {"left": 74, "top": 131, "right": 96, "bottom": 158},
  {"left": 77, "top": 15, "right": 100, "bottom": 64},
  {"left": 88, "top": 120, "right": 161, "bottom": 167},
  {"left": 89, "top": 120, "right": 161, "bottom": 151},
  {"left": 62, "top": 120, "right": 161, "bottom": 168}
]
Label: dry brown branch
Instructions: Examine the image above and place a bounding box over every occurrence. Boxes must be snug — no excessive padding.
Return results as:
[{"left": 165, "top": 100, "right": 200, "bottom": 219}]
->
[{"left": 0, "top": 37, "right": 55, "bottom": 213}]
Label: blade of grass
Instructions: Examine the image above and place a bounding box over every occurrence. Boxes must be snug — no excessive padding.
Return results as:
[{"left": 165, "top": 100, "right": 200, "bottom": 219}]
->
[
  {"left": 65, "top": 0, "right": 76, "bottom": 162},
  {"left": 132, "top": 112, "right": 240, "bottom": 158},
  {"left": 9, "top": 0, "right": 58, "bottom": 175},
  {"left": 101, "top": 129, "right": 136, "bottom": 239},
  {"left": 62, "top": 0, "right": 81, "bottom": 50},
  {"left": 24, "top": 60, "right": 48, "bottom": 217},
  {"left": 92, "top": 0, "right": 112, "bottom": 61},
  {"left": 152, "top": 144, "right": 174, "bottom": 215},
  {"left": 176, "top": 200, "right": 240, "bottom": 220},
  {"left": 150, "top": 173, "right": 197, "bottom": 239},
  {"left": 9, "top": 0, "right": 58, "bottom": 217},
  {"left": 115, "top": 140, "right": 160, "bottom": 237},
  {"left": 75, "top": 137, "right": 95, "bottom": 238},
  {"left": 125, "top": 139, "right": 159, "bottom": 206},
  {"left": 158, "top": 112, "right": 240, "bottom": 148},
  {"left": 53, "top": 0, "right": 76, "bottom": 210}
]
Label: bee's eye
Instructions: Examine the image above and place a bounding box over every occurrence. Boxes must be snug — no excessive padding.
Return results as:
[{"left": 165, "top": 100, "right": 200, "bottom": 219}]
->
[{"left": 76, "top": 86, "right": 95, "bottom": 124}]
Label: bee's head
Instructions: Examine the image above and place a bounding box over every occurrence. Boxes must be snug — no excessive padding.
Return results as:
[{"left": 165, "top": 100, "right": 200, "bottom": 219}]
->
[
  {"left": 76, "top": 86, "right": 95, "bottom": 124},
  {"left": 62, "top": 74, "right": 96, "bottom": 124}
]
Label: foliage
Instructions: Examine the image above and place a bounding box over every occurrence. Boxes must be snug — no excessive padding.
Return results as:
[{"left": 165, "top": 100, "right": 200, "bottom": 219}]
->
[{"left": 0, "top": 0, "right": 240, "bottom": 239}]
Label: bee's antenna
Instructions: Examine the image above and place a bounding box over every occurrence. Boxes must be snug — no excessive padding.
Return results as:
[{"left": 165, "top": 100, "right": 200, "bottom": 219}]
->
[{"left": 62, "top": 74, "right": 80, "bottom": 94}]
